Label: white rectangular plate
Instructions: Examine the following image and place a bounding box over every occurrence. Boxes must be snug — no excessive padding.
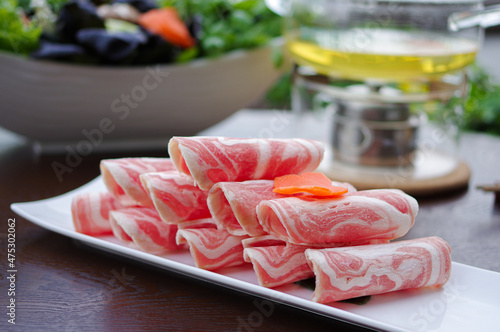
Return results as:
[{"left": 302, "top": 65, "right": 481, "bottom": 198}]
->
[{"left": 11, "top": 177, "right": 500, "bottom": 331}]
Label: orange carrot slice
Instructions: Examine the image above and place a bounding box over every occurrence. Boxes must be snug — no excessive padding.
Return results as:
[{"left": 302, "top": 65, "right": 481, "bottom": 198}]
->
[
  {"left": 273, "top": 172, "right": 348, "bottom": 197},
  {"left": 138, "top": 8, "right": 195, "bottom": 48}
]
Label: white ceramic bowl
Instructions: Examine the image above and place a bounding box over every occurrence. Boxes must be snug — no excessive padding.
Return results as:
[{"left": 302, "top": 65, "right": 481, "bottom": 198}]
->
[{"left": 0, "top": 39, "right": 284, "bottom": 152}]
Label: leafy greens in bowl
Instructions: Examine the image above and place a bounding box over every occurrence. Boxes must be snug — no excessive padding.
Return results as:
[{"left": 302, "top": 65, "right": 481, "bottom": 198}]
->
[
  {"left": 2, "top": 0, "right": 282, "bottom": 66},
  {"left": 0, "top": 0, "right": 286, "bottom": 150}
]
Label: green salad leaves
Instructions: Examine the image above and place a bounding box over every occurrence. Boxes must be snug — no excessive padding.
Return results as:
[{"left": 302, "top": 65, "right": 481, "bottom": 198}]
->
[
  {"left": 159, "top": 0, "right": 281, "bottom": 60},
  {"left": 463, "top": 64, "right": 500, "bottom": 135},
  {"left": 0, "top": 0, "right": 41, "bottom": 55},
  {"left": 2, "top": 0, "right": 281, "bottom": 61}
]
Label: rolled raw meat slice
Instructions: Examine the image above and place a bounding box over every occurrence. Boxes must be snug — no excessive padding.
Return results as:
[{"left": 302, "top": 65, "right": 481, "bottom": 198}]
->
[
  {"left": 208, "top": 179, "right": 356, "bottom": 237},
  {"left": 257, "top": 189, "right": 418, "bottom": 245},
  {"left": 176, "top": 228, "right": 249, "bottom": 271},
  {"left": 244, "top": 244, "right": 313, "bottom": 288},
  {"left": 243, "top": 239, "right": 390, "bottom": 288},
  {"left": 140, "top": 171, "right": 211, "bottom": 224},
  {"left": 168, "top": 137, "right": 325, "bottom": 190},
  {"left": 242, "top": 235, "right": 286, "bottom": 248},
  {"left": 71, "top": 192, "right": 125, "bottom": 236},
  {"left": 100, "top": 158, "right": 176, "bottom": 206},
  {"left": 177, "top": 218, "right": 218, "bottom": 230},
  {"left": 208, "top": 180, "right": 280, "bottom": 236},
  {"left": 305, "top": 236, "right": 452, "bottom": 303},
  {"left": 109, "top": 207, "right": 186, "bottom": 254},
  {"left": 109, "top": 213, "right": 133, "bottom": 243}
]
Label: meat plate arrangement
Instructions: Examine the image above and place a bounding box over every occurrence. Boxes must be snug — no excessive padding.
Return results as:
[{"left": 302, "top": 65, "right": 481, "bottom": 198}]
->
[{"left": 71, "top": 136, "right": 452, "bottom": 304}]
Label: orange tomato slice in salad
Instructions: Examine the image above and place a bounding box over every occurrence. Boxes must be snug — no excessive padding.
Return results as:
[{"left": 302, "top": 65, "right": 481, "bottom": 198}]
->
[{"left": 138, "top": 8, "right": 195, "bottom": 49}]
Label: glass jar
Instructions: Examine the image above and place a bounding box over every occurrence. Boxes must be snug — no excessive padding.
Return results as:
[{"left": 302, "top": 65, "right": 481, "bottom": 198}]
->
[{"left": 282, "top": 0, "right": 497, "bottom": 176}]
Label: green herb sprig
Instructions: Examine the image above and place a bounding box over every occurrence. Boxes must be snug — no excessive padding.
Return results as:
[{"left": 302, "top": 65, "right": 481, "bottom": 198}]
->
[
  {"left": 0, "top": 0, "right": 41, "bottom": 55},
  {"left": 463, "top": 64, "right": 500, "bottom": 135},
  {"left": 158, "top": 0, "right": 281, "bottom": 60}
]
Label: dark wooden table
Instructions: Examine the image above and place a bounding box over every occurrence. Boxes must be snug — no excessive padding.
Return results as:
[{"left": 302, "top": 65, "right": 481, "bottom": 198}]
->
[{"left": 1, "top": 123, "right": 499, "bottom": 331}]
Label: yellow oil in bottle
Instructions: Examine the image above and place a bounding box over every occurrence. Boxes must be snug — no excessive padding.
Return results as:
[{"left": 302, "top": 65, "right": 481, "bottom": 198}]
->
[{"left": 285, "top": 28, "right": 478, "bottom": 82}]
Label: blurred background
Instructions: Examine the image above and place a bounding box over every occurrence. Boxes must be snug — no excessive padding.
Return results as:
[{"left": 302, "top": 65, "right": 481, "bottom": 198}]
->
[{"left": 0, "top": 0, "right": 499, "bottom": 151}]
